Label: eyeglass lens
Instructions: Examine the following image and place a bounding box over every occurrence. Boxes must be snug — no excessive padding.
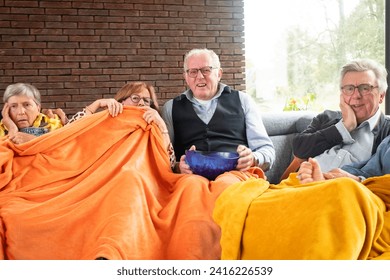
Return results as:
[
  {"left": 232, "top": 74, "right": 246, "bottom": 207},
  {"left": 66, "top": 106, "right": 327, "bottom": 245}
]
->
[
  {"left": 341, "top": 84, "right": 377, "bottom": 95},
  {"left": 186, "top": 67, "right": 214, "bottom": 78},
  {"left": 131, "top": 94, "right": 151, "bottom": 105}
]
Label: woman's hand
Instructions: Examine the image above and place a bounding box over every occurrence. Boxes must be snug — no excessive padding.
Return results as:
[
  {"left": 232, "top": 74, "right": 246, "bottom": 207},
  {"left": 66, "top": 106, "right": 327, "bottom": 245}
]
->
[
  {"left": 98, "top": 99, "right": 123, "bottom": 117},
  {"left": 142, "top": 107, "right": 167, "bottom": 131},
  {"left": 2, "top": 103, "right": 18, "bottom": 134},
  {"left": 8, "top": 131, "right": 36, "bottom": 144},
  {"left": 42, "top": 108, "right": 69, "bottom": 125},
  {"left": 142, "top": 107, "right": 172, "bottom": 150},
  {"left": 86, "top": 99, "right": 123, "bottom": 117}
]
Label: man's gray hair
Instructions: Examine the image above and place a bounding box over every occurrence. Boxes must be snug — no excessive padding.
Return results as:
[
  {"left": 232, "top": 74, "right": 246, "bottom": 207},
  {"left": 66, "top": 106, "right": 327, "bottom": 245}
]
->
[
  {"left": 340, "top": 58, "right": 388, "bottom": 93},
  {"left": 183, "top": 48, "right": 221, "bottom": 72}
]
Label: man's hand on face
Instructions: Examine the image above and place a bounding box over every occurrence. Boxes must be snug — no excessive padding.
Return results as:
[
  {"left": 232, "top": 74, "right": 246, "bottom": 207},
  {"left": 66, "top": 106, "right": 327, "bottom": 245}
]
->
[{"left": 339, "top": 94, "right": 357, "bottom": 132}]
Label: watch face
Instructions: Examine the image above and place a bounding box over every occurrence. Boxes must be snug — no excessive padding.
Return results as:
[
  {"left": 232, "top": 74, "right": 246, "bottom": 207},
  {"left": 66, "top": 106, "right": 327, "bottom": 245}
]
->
[
  {"left": 253, "top": 155, "right": 260, "bottom": 166},
  {"left": 261, "top": 162, "right": 270, "bottom": 170}
]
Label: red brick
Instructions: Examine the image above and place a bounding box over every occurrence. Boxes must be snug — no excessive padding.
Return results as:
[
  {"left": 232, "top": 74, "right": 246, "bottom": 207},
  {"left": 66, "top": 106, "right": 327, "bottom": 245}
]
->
[
  {"left": 23, "top": 49, "right": 43, "bottom": 55},
  {"left": 76, "top": 49, "right": 106, "bottom": 55},
  {"left": 69, "top": 35, "right": 101, "bottom": 42},
  {"left": 5, "top": 1, "right": 38, "bottom": 8},
  {"left": 45, "top": 8, "right": 77, "bottom": 15},
  {"left": 12, "top": 21, "right": 44, "bottom": 28},
  {"left": 40, "top": 69, "right": 72, "bottom": 75},
  {"left": 44, "top": 49, "right": 76, "bottom": 55},
  {"left": 72, "top": 2, "right": 104, "bottom": 9},
  {"left": 47, "top": 62, "right": 79, "bottom": 69},
  {"left": 14, "top": 76, "right": 47, "bottom": 83},
  {"left": 90, "top": 62, "right": 121, "bottom": 68},
  {"left": 64, "top": 55, "right": 96, "bottom": 62},
  {"left": 95, "top": 29, "right": 125, "bottom": 36},
  {"left": 100, "top": 35, "right": 130, "bottom": 42},
  {"left": 39, "top": 1, "right": 71, "bottom": 8},
  {"left": 78, "top": 22, "right": 109, "bottom": 29},
  {"left": 63, "top": 15, "right": 94, "bottom": 22},
  {"left": 13, "top": 42, "right": 46, "bottom": 48},
  {"left": 36, "top": 35, "right": 68, "bottom": 41},
  {"left": 31, "top": 55, "right": 64, "bottom": 62},
  {"left": 72, "top": 69, "right": 103, "bottom": 75},
  {"left": 102, "top": 68, "right": 133, "bottom": 75},
  {"left": 10, "top": 7, "right": 44, "bottom": 14},
  {"left": 80, "top": 75, "right": 110, "bottom": 82},
  {"left": 2, "top": 30, "right": 31, "bottom": 37},
  {"left": 0, "top": 0, "right": 245, "bottom": 113}
]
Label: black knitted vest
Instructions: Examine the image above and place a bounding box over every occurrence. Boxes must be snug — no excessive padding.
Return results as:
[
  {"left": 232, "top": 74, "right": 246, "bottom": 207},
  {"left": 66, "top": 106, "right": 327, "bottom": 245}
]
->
[{"left": 172, "top": 86, "right": 247, "bottom": 160}]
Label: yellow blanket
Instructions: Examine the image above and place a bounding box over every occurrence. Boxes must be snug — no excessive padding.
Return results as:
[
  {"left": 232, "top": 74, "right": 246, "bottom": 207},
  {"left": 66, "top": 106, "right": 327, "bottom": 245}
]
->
[
  {"left": 213, "top": 173, "right": 390, "bottom": 260},
  {"left": 0, "top": 107, "right": 264, "bottom": 260}
]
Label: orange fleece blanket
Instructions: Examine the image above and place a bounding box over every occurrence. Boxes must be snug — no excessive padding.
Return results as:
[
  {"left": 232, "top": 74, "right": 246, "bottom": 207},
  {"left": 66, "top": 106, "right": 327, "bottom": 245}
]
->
[
  {"left": 214, "top": 173, "right": 390, "bottom": 260},
  {"left": 0, "top": 107, "right": 264, "bottom": 260}
]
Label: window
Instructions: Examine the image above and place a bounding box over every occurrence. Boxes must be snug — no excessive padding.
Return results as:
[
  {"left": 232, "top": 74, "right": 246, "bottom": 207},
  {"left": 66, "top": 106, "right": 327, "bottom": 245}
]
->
[{"left": 244, "top": 0, "right": 386, "bottom": 113}]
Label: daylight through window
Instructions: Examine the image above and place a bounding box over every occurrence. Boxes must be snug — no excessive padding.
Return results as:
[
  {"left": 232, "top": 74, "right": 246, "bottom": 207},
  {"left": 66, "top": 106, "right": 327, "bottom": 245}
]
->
[{"left": 244, "top": 0, "right": 385, "bottom": 113}]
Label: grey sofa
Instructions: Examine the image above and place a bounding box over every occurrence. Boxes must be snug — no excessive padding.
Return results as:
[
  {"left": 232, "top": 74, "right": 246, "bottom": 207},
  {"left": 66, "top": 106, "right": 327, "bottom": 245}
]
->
[{"left": 262, "top": 111, "right": 317, "bottom": 184}]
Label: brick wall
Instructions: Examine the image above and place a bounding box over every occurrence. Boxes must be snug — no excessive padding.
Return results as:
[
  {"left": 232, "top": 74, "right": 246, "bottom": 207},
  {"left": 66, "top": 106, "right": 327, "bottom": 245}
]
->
[{"left": 0, "top": 0, "right": 245, "bottom": 116}]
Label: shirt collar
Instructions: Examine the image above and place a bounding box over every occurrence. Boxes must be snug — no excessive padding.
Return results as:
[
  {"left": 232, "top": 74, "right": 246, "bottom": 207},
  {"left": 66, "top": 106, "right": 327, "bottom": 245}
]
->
[
  {"left": 183, "top": 83, "right": 228, "bottom": 104},
  {"left": 359, "top": 108, "right": 382, "bottom": 131}
]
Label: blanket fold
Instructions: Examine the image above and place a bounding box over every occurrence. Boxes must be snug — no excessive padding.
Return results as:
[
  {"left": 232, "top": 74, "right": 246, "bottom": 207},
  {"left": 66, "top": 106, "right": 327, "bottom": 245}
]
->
[
  {"left": 214, "top": 172, "right": 390, "bottom": 260},
  {"left": 0, "top": 107, "right": 263, "bottom": 260}
]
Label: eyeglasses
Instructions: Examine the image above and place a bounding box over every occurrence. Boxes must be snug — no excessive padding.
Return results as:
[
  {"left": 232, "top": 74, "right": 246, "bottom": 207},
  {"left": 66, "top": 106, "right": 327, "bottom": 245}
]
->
[
  {"left": 129, "top": 94, "right": 152, "bottom": 106},
  {"left": 340, "top": 84, "right": 378, "bottom": 96},
  {"left": 185, "top": 66, "right": 217, "bottom": 78}
]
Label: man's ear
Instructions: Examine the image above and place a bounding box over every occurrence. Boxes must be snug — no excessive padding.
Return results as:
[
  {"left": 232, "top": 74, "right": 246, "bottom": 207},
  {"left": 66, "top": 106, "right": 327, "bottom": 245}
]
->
[
  {"left": 217, "top": 68, "right": 223, "bottom": 81},
  {"left": 379, "top": 92, "right": 385, "bottom": 104}
]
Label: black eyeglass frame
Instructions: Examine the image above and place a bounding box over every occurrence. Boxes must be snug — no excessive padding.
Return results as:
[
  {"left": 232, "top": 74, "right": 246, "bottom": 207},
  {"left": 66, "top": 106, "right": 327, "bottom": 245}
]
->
[
  {"left": 185, "top": 66, "right": 218, "bottom": 78},
  {"left": 340, "top": 84, "right": 379, "bottom": 96},
  {"left": 127, "top": 94, "right": 152, "bottom": 106}
]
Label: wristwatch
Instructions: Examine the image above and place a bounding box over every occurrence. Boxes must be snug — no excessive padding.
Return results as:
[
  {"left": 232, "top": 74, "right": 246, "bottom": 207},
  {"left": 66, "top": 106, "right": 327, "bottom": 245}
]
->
[{"left": 253, "top": 153, "right": 260, "bottom": 167}]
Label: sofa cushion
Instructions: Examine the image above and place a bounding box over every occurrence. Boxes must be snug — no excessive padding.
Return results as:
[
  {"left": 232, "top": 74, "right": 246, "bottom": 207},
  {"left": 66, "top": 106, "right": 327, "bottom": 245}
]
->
[{"left": 261, "top": 111, "right": 317, "bottom": 184}]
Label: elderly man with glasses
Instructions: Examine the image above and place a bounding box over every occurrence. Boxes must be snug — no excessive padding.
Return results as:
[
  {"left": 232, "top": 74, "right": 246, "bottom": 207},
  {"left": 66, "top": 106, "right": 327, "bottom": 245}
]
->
[
  {"left": 162, "top": 48, "right": 275, "bottom": 175},
  {"left": 290, "top": 58, "right": 390, "bottom": 174}
]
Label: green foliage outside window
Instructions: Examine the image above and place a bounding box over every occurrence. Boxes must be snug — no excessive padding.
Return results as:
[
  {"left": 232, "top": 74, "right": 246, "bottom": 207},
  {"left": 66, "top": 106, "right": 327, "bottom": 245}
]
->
[{"left": 246, "top": 0, "right": 385, "bottom": 112}]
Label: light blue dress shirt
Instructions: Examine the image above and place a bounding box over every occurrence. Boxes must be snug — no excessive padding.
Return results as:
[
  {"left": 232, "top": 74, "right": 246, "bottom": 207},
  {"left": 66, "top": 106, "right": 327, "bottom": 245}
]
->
[
  {"left": 342, "top": 134, "right": 390, "bottom": 180},
  {"left": 315, "top": 109, "right": 381, "bottom": 172}
]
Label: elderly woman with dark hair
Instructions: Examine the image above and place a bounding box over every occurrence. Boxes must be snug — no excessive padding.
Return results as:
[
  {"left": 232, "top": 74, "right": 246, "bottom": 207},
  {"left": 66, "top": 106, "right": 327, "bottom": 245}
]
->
[{"left": 0, "top": 83, "right": 63, "bottom": 144}]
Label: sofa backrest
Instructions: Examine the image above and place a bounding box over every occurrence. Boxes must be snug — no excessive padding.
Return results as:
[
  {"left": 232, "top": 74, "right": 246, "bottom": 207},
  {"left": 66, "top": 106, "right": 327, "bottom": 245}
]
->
[{"left": 261, "top": 111, "right": 317, "bottom": 184}]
